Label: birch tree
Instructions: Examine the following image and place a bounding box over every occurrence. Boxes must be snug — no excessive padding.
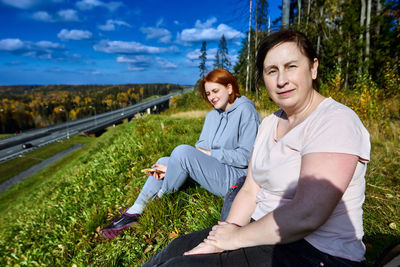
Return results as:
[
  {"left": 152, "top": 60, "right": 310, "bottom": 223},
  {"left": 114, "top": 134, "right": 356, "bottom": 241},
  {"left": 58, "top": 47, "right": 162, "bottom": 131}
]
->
[
  {"left": 282, "top": 0, "right": 290, "bottom": 29},
  {"left": 358, "top": 0, "right": 366, "bottom": 75},
  {"left": 246, "top": 0, "right": 252, "bottom": 92},
  {"left": 365, "top": 0, "right": 372, "bottom": 64}
]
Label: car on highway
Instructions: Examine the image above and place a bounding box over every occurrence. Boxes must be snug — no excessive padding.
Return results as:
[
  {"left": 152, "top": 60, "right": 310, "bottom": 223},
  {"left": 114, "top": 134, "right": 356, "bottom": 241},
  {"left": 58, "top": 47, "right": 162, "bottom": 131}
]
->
[{"left": 21, "top": 143, "right": 34, "bottom": 149}]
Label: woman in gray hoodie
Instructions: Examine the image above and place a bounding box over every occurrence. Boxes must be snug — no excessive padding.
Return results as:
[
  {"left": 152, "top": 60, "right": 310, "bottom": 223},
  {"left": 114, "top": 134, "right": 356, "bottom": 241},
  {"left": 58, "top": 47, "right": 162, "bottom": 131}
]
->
[{"left": 100, "top": 69, "right": 261, "bottom": 239}]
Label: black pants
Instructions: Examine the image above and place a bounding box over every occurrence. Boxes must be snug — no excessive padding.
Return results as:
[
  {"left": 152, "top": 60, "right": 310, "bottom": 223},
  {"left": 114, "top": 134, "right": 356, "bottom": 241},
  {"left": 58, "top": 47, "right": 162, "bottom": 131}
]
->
[{"left": 143, "top": 227, "right": 365, "bottom": 267}]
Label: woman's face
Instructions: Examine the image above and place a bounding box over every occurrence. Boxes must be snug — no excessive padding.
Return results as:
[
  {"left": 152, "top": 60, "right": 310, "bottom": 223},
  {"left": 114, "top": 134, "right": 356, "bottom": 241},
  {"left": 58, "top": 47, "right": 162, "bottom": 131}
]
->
[
  {"left": 204, "top": 82, "right": 232, "bottom": 111},
  {"left": 262, "top": 41, "right": 318, "bottom": 113}
]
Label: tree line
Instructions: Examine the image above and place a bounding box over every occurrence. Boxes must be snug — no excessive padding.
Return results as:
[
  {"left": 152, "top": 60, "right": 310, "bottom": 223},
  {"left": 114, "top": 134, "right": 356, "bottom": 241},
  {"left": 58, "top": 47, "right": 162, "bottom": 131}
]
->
[{"left": 0, "top": 84, "right": 184, "bottom": 133}]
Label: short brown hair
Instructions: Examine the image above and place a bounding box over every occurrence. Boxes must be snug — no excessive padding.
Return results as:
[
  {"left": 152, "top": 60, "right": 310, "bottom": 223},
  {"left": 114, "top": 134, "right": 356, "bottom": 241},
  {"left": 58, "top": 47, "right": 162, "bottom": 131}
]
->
[
  {"left": 256, "top": 30, "right": 320, "bottom": 90},
  {"left": 200, "top": 68, "right": 241, "bottom": 104}
]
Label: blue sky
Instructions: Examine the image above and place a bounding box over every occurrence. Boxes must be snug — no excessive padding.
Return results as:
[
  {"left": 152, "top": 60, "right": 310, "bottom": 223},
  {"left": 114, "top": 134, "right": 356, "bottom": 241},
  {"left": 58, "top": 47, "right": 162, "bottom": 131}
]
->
[{"left": 0, "top": 0, "right": 280, "bottom": 85}]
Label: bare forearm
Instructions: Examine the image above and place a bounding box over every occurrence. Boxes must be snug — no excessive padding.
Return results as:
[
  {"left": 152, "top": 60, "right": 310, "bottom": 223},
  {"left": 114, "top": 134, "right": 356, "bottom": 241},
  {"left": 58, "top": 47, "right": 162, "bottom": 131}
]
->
[
  {"left": 233, "top": 203, "right": 316, "bottom": 249},
  {"left": 225, "top": 188, "right": 257, "bottom": 226}
]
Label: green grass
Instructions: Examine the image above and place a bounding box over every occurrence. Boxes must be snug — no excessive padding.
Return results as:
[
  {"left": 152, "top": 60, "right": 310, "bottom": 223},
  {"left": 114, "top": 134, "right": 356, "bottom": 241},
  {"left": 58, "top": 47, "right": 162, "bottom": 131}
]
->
[
  {"left": 0, "top": 134, "right": 93, "bottom": 184},
  {"left": 362, "top": 122, "right": 400, "bottom": 265},
  {"left": 0, "top": 133, "right": 13, "bottom": 139},
  {"left": 0, "top": 90, "right": 398, "bottom": 266},
  {"left": 0, "top": 114, "right": 221, "bottom": 266}
]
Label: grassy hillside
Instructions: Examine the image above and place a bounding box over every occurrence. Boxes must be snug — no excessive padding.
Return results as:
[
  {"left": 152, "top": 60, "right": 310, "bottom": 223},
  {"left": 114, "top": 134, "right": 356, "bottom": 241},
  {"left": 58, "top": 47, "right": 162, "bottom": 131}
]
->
[
  {"left": 0, "top": 90, "right": 399, "bottom": 266},
  {"left": 0, "top": 113, "right": 223, "bottom": 266}
]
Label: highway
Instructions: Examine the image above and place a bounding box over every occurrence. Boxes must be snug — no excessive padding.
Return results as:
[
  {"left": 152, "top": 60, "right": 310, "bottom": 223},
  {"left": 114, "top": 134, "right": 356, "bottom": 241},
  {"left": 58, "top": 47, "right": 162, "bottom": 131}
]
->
[{"left": 0, "top": 91, "right": 183, "bottom": 163}]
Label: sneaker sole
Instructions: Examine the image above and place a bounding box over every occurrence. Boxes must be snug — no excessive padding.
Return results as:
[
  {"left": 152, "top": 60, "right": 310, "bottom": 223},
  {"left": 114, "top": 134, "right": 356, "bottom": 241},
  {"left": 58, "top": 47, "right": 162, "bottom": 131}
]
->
[{"left": 100, "top": 221, "right": 138, "bottom": 239}]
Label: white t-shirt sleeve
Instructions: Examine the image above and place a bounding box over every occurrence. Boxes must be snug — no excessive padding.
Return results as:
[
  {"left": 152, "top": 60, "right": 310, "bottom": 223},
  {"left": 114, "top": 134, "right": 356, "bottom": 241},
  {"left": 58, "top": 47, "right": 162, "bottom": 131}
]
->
[{"left": 301, "top": 107, "right": 370, "bottom": 162}]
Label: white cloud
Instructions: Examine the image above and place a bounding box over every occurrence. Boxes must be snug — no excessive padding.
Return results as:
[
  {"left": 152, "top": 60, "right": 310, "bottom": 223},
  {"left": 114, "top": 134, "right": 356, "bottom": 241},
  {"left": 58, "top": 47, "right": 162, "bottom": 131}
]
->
[
  {"left": 116, "top": 55, "right": 152, "bottom": 71},
  {"left": 57, "top": 9, "right": 79, "bottom": 21},
  {"left": 1, "top": 0, "right": 63, "bottom": 9},
  {"left": 76, "top": 0, "right": 122, "bottom": 12},
  {"left": 0, "top": 38, "right": 24, "bottom": 51},
  {"left": 98, "top": 23, "right": 115, "bottom": 31},
  {"left": 103, "top": 1, "right": 122, "bottom": 11},
  {"left": 2, "top": 0, "right": 39, "bottom": 9},
  {"left": 98, "top": 19, "right": 131, "bottom": 31},
  {"left": 156, "top": 18, "right": 164, "bottom": 27},
  {"left": 35, "top": 40, "right": 63, "bottom": 49},
  {"left": 140, "top": 27, "right": 171, "bottom": 43},
  {"left": 76, "top": 0, "right": 101, "bottom": 9},
  {"left": 185, "top": 47, "right": 218, "bottom": 69},
  {"left": 32, "top": 11, "right": 53, "bottom": 22},
  {"left": 156, "top": 57, "right": 177, "bottom": 69},
  {"left": 58, "top": 29, "right": 92, "bottom": 40},
  {"left": 186, "top": 49, "right": 200, "bottom": 60},
  {"left": 128, "top": 66, "right": 145, "bottom": 71},
  {"left": 38, "top": 53, "right": 52, "bottom": 59},
  {"left": 186, "top": 48, "right": 217, "bottom": 60},
  {"left": 32, "top": 9, "right": 79, "bottom": 22},
  {"left": 0, "top": 38, "right": 68, "bottom": 61},
  {"left": 195, "top": 17, "right": 217, "bottom": 29},
  {"left": 116, "top": 55, "right": 150, "bottom": 63},
  {"left": 179, "top": 18, "right": 244, "bottom": 43},
  {"left": 93, "top": 40, "right": 179, "bottom": 54}
]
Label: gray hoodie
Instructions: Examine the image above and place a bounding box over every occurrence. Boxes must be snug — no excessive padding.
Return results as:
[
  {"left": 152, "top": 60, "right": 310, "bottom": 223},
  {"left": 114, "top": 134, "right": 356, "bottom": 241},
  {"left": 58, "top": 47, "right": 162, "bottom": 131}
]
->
[{"left": 195, "top": 96, "right": 261, "bottom": 169}]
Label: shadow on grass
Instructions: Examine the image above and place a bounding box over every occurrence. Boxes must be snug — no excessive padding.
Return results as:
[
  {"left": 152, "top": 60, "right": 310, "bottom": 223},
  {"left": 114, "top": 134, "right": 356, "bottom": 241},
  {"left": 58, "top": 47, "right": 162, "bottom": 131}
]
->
[{"left": 364, "top": 233, "right": 400, "bottom": 266}]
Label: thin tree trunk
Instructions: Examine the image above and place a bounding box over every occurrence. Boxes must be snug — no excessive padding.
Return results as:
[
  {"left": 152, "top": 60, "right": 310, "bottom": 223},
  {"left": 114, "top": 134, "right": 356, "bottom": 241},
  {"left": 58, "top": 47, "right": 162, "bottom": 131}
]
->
[
  {"left": 375, "top": 0, "right": 381, "bottom": 36},
  {"left": 255, "top": 3, "right": 258, "bottom": 97},
  {"left": 345, "top": 36, "right": 350, "bottom": 89},
  {"left": 316, "top": 7, "right": 323, "bottom": 55},
  {"left": 358, "top": 0, "right": 366, "bottom": 76},
  {"left": 365, "top": 0, "right": 371, "bottom": 64},
  {"left": 338, "top": 0, "right": 344, "bottom": 66},
  {"left": 268, "top": 16, "right": 271, "bottom": 35},
  {"left": 297, "top": 0, "right": 301, "bottom": 25},
  {"left": 246, "top": 0, "right": 252, "bottom": 93},
  {"left": 282, "top": 0, "right": 290, "bottom": 29},
  {"left": 306, "top": 0, "right": 311, "bottom": 27}
]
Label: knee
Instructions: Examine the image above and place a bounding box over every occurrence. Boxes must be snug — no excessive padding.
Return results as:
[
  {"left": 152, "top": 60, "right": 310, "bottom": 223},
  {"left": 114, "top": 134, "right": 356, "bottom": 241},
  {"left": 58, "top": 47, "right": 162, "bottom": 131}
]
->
[
  {"left": 156, "top": 157, "right": 169, "bottom": 165},
  {"left": 170, "top": 144, "right": 194, "bottom": 161}
]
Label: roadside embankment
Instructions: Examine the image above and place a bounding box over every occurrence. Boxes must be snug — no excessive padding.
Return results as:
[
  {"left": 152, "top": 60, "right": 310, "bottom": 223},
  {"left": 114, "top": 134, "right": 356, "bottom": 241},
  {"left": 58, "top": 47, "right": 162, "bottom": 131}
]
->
[{"left": 0, "top": 143, "right": 87, "bottom": 193}]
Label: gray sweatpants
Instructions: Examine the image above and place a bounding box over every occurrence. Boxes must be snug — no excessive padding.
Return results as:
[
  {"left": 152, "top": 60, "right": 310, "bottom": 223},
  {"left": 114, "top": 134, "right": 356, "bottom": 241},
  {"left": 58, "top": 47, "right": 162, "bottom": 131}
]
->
[{"left": 126, "top": 144, "right": 247, "bottom": 214}]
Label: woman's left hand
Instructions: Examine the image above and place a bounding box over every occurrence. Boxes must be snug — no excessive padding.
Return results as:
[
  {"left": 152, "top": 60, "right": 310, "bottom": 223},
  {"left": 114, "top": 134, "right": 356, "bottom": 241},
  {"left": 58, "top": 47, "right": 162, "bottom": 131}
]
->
[
  {"left": 203, "top": 221, "right": 241, "bottom": 251},
  {"left": 184, "top": 241, "right": 224, "bottom": 255}
]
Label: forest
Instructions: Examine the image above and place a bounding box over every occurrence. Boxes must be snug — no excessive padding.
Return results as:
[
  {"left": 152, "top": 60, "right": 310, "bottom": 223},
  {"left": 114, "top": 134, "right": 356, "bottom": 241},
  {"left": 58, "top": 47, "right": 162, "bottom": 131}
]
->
[
  {"left": 230, "top": 0, "right": 399, "bottom": 109},
  {"left": 0, "top": 83, "right": 184, "bottom": 133}
]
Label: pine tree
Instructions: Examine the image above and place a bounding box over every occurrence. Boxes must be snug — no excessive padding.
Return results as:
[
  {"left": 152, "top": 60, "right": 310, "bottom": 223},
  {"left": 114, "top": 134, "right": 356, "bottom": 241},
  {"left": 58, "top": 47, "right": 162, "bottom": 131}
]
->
[
  {"left": 213, "top": 49, "right": 221, "bottom": 69},
  {"left": 214, "top": 35, "right": 231, "bottom": 70},
  {"left": 199, "top": 41, "right": 207, "bottom": 78}
]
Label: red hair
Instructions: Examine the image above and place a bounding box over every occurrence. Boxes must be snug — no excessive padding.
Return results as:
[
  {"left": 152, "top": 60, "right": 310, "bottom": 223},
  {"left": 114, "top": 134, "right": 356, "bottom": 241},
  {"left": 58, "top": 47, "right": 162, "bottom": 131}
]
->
[{"left": 200, "top": 69, "right": 241, "bottom": 104}]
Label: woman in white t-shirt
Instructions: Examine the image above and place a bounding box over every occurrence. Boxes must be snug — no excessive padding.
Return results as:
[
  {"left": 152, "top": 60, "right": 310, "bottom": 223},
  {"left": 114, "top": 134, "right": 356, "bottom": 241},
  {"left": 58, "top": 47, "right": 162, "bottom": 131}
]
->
[{"left": 143, "top": 30, "right": 370, "bottom": 267}]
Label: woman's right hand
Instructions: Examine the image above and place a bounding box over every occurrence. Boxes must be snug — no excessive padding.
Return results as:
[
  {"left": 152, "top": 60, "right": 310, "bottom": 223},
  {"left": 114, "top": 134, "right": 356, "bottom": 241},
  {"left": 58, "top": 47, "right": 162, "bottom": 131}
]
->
[
  {"left": 151, "top": 163, "right": 167, "bottom": 180},
  {"left": 196, "top": 147, "right": 211, "bottom": 156}
]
